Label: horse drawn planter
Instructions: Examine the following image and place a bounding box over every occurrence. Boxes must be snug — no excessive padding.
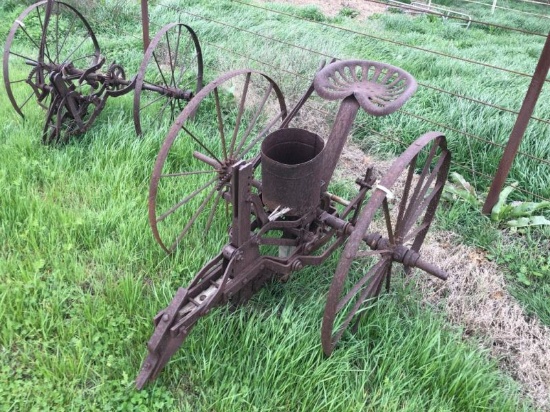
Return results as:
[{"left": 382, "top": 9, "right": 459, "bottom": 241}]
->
[{"left": 137, "top": 59, "right": 451, "bottom": 388}]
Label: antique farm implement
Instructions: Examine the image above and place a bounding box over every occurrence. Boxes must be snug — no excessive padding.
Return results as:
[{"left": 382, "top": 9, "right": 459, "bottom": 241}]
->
[
  {"left": 3, "top": 0, "right": 202, "bottom": 143},
  {"left": 136, "top": 59, "right": 452, "bottom": 388}
]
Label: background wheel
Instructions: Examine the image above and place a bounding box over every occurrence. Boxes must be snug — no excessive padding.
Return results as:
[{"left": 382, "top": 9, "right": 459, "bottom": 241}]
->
[
  {"left": 3, "top": 0, "right": 100, "bottom": 119},
  {"left": 321, "top": 132, "right": 451, "bottom": 355},
  {"left": 134, "top": 23, "right": 203, "bottom": 137},
  {"left": 149, "top": 69, "right": 287, "bottom": 253}
]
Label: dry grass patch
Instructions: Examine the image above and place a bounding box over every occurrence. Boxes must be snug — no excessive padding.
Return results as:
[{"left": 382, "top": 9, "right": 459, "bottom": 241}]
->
[{"left": 416, "top": 232, "right": 550, "bottom": 410}]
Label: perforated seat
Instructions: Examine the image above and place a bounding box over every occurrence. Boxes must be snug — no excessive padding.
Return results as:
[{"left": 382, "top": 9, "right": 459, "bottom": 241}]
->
[{"left": 313, "top": 60, "right": 417, "bottom": 116}]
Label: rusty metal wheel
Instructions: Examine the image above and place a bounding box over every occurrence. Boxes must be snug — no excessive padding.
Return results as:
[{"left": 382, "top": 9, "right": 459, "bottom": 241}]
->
[
  {"left": 149, "top": 70, "right": 287, "bottom": 253},
  {"left": 134, "top": 23, "right": 203, "bottom": 137},
  {"left": 3, "top": 0, "right": 100, "bottom": 119},
  {"left": 321, "top": 132, "right": 451, "bottom": 355}
]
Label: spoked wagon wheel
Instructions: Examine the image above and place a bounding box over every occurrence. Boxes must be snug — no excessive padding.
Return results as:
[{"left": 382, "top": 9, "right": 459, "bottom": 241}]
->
[
  {"left": 321, "top": 132, "right": 451, "bottom": 355},
  {"left": 3, "top": 0, "right": 101, "bottom": 119},
  {"left": 149, "top": 69, "right": 287, "bottom": 253},
  {"left": 134, "top": 23, "right": 203, "bottom": 136}
]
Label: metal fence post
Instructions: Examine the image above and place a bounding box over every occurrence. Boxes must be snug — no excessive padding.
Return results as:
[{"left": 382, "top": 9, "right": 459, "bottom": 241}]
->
[
  {"left": 141, "top": 0, "right": 150, "bottom": 52},
  {"left": 482, "top": 32, "right": 550, "bottom": 214}
]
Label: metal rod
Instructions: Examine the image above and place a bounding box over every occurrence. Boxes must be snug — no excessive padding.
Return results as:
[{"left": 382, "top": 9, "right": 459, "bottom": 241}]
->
[
  {"left": 482, "top": 32, "right": 550, "bottom": 214},
  {"left": 320, "top": 96, "right": 360, "bottom": 192}
]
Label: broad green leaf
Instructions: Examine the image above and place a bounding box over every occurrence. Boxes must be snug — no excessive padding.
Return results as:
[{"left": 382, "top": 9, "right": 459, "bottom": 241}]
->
[
  {"left": 509, "top": 201, "right": 550, "bottom": 218},
  {"left": 505, "top": 215, "right": 550, "bottom": 228},
  {"left": 491, "top": 183, "right": 517, "bottom": 222}
]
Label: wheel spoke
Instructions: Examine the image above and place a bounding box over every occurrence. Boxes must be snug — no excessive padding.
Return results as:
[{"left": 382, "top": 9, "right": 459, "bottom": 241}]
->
[
  {"left": 214, "top": 88, "right": 228, "bottom": 160},
  {"left": 175, "top": 37, "right": 195, "bottom": 86},
  {"left": 238, "top": 111, "right": 284, "bottom": 159},
  {"left": 336, "top": 257, "right": 390, "bottom": 313},
  {"left": 182, "top": 126, "right": 223, "bottom": 166},
  {"left": 155, "top": 97, "right": 175, "bottom": 128},
  {"left": 229, "top": 72, "right": 251, "bottom": 158},
  {"left": 57, "top": 17, "right": 78, "bottom": 62},
  {"left": 170, "top": 184, "right": 220, "bottom": 251},
  {"left": 333, "top": 259, "right": 390, "bottom": 343},
  {"left": 384, "top": 261, "right": 392, "bottom": 292},
  {"left": 394, "top": 154, "right": 417, "bottom": 240},
  {"left": 19, "top": 26, "right": 47, "bottom": 61},
  {"left": 204, "top": 191, "right": 224, "bottom": 236},
  {"left": 19, "top": 92, "right": 36, "bottom": 111},
  {"left": 71, "top": 53, "right": 99, "bottom": 64},
  {"left": 382, "top": 197, "right": 394, "bottom": 244},
  {"left": 156, "top": 176, "right": 218, "bottom": 223},
  {"left": 400, "top": 155, "right": 446, "bottom": 236},
  {"left": 140, "top": 90, "right": 166, "bottom": 110},
  {"left": 402, "top": 221, "right": 430, "bottom": 244},
  {"left": 235, "top": 83, "right": 273, "bottom": 156},
  {"left": 400, "top": 142, "right": 437, "bottom": 220},
  {"left": 402, "top": 180, "right": 444, "bottom": 236},
  {"left": 160, "top": 170, "right": 215, "bottom": 178},
  {"left": 152, "top": 51, "right": 170, "bottom": 87},
  {"left": 62, "top": 34, "right": 91, "bottom": 64},
  {"left": 9, "top": 78, "right": 30, "bottom": 85},
  {"left": 170, "top": 27, "right": 181, "bottom": 87},
  {"left": 55, "top": 1, "right": 60, "bottom": 62},
  {"left": 35, "top": 7, "right": 53, "bottom": 64},
  {"left": 8, "top": 51, "right": 39, "bottom": 64},
  {"left": 165, "top": 31, "right": 174, "bottom": 87}
]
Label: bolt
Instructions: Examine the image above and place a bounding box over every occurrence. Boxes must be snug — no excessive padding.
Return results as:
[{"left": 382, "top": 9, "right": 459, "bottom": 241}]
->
[
  {"left": 162, "top": 314, "right": 169, "bottom": 322},
  {"left": 292, "top": 260, "right": 303, "bottom": 271}
]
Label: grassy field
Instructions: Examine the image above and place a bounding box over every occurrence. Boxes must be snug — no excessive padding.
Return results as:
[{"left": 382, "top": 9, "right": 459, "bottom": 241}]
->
[{"left": 1, "top": 0, "right": 549, "bottom": 410}]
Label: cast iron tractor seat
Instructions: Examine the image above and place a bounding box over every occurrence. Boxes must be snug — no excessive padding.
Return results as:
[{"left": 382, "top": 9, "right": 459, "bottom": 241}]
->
[{"left": 313, "top": 59, "right": 417, "bottom": 116}]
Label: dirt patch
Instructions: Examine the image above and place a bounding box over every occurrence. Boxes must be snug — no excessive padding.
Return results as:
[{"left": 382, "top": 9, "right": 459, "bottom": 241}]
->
[{"left": 257, "top": 0, "right": 386, "bottom": 19}]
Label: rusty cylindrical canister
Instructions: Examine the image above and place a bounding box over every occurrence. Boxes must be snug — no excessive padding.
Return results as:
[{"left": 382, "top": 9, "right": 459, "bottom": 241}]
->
[{"left": 261, "top": 128, "right": 325, "bottom": 216}]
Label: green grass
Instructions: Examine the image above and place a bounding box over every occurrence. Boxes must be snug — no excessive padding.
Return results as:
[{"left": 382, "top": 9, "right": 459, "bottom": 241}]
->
[{"left": 1, "top": 0, "right": 548, "bottom": 410}]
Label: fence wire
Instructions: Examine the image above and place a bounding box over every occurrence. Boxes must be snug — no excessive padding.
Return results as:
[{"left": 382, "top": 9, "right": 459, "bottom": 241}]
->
[
  {"left": 365, "top": 0, "right": 549, "bottom": 37},
  {"left": 456, "top": 0, "right": 550, "bottom": 18},
  {"left": 148, "top": 1, "right": 549, "bottom": 201}
]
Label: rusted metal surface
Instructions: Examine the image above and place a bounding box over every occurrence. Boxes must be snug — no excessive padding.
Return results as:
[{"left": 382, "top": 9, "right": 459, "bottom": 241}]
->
[
  {"left": 138, "top": 59, "right": 451, "bottom": 388},
  {"left": 482, "top": 32, "right": 550, "bottom": 214},
  {"left": 3, "top": 0, "right": 203, "bottom": 143},
  {"left": 133, "top": 22, "right": 203, "bottom": 136},
  {"left": 313, "top": 59, "right": 418, "bottom": 190},
  {"left": 321, "top": 131, "right": 451, "bottom": 354},
  {"left": 141, "top": 0, "right": 150, "bottom": 52},
  {"left": 261, "top": 128, "right": 325, "bottom": 216},
  {"left": 148, "top": 69, "right": 287, "bottom": 254}
]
